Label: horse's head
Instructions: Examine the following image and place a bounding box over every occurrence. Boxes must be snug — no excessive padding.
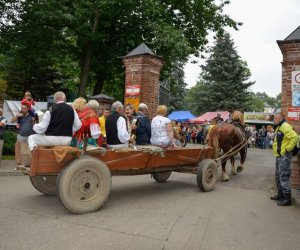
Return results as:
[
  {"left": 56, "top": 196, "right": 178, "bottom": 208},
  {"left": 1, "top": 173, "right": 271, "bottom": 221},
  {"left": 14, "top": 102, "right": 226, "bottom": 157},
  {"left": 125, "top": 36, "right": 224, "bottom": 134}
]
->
[{"left": 231, "top": 111, "right": 244, "bottom": 125}]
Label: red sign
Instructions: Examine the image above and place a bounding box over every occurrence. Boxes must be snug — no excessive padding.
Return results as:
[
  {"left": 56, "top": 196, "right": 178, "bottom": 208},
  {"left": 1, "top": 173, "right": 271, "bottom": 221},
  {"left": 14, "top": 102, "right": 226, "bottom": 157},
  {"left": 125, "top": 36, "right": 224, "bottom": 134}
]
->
[
  {"left": 125, "top": 84, "right": 140, "bottom": 96},
  {"left": 288, "top": 106, "right": 300, "bottom": 121}
]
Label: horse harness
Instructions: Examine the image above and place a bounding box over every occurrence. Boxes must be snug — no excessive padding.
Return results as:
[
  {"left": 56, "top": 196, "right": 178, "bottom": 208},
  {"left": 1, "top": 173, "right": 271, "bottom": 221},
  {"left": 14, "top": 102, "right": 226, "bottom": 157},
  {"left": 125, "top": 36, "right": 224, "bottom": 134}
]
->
[{"left": 231, "top": 121, "right": 246, "bottom": 139}]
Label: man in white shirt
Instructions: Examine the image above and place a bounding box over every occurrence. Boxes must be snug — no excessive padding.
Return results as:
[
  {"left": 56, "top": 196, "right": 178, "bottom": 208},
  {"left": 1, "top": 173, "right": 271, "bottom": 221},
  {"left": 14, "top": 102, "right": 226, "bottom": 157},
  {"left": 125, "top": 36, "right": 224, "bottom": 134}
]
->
[
  {"left": 105, "top": 101, "right": 133, "bottom": 148},
  {"left": 28, "top": 91, "right": 81, "bottom": 151}
]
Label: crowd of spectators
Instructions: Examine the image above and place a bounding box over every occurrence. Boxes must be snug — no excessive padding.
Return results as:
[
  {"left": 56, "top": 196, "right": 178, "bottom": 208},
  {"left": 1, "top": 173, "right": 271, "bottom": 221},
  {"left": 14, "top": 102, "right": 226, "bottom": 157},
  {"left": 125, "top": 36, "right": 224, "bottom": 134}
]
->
[{"left": 245, "top": 125, "right": 274, "bottom": 149}]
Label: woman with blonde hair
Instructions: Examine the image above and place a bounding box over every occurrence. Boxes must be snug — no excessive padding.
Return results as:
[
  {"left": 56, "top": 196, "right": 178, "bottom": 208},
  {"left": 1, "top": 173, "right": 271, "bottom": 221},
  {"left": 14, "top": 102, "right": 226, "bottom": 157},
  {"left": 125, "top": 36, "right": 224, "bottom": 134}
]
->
[
  {"left": 72, "top": 97, "right": 87, "bottom": 112},
  {"left": 150, "top": 105, "right": 179, "bottom": 147}
]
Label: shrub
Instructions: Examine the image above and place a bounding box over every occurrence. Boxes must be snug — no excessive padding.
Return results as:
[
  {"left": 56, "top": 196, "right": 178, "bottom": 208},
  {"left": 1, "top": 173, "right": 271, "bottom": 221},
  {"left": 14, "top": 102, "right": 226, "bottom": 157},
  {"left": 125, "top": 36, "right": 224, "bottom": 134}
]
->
[{"left": 3, "top": 130, "right": 17, "bottom": 155}]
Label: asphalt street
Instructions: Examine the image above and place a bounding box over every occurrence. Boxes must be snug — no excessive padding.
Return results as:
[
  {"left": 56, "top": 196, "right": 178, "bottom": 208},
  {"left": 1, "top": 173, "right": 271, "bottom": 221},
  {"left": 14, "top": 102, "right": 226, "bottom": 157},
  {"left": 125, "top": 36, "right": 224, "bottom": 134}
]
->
[{"left": 0, "top": 148, "right": 300, "bottom": 250}]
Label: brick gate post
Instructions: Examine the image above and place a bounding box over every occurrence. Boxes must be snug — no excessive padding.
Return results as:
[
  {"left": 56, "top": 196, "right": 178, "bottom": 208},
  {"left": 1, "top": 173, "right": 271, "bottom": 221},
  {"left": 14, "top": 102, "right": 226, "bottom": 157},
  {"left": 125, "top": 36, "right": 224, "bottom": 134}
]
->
[
  {"left": 277, "top": 26, "right": 300, "bottom": 189},
  {"left": 122, "top": 43, "right": 163, "bottom": 118}
]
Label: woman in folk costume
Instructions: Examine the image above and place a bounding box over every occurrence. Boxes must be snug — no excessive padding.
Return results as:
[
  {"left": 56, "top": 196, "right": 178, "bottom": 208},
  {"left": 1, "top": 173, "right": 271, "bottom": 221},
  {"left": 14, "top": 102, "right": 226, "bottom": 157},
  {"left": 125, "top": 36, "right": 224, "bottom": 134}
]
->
[
  {"left": 72, "top": 98, "right": 101, "bottom": 149},
  {"left": 72, "top": 97, "right": 86, "bottom": 114}
]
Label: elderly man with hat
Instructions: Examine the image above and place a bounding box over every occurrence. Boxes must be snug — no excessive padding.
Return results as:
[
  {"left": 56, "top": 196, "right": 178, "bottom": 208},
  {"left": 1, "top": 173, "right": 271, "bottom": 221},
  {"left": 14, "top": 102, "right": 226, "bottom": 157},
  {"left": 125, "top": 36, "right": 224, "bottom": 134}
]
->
[{"left": 135, "top": 103, "right": 151, "bottom": 145}]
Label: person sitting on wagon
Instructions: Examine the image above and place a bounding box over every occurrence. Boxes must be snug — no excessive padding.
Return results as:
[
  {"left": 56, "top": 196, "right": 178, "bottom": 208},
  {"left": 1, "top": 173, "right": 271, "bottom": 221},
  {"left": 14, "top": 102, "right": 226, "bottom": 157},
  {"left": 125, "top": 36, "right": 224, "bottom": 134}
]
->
[
  {"left": 98, "top": 108, "right": 110, "bottom": 147},
  {"left": 105, "top": 101, "right": 134, "bottom": 148},
  {"left": 135, "top": 103, "right": 151, "bottom": 145},
  {"left": 72, "top": 99, "right": 101, "bottom": 150},
  {"left": 28, "top": 91, "right": 81, "bottom": 151},
  {"left": 150, "top": 105, "right": 179, "bottom": 148}
]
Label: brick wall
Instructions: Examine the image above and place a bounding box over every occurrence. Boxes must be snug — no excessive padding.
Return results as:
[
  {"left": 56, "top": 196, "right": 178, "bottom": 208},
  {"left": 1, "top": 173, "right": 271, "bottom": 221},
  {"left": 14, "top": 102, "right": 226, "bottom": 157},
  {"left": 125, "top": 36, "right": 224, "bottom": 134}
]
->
[
  {"left": 278, "top": 42, "right": 300, "bottom": 131},
  {"left": 278, "top": 41, "right": 300, "bottom": 189},
  {"left": 291, "top": 155, "right": 300, "bottom": 189},
  {"left": 123, "top": 55, "right": 163, "bottom": 118}
]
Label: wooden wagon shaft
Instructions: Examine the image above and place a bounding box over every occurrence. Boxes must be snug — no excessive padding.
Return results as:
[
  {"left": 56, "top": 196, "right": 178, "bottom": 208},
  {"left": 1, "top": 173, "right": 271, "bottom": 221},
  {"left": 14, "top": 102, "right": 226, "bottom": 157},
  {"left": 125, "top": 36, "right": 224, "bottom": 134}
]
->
[{"left": 215, "top": 135, "right": 254, "bottom": 163}]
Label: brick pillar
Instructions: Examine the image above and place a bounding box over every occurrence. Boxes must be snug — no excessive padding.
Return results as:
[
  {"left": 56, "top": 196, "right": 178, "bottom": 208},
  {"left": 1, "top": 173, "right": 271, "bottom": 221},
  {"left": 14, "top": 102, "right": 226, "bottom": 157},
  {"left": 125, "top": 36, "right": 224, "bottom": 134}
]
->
[
  {"left": 291, "top": 155, "right": 300, "bottom": 189},
  {"left": 277, "top": 27, "right": 300, "bottom": 189},
  {"left": 277, "top": 42, "right": 300, "bottom": 131},
  {"left": 122, "top": 44, "right": 163, "bottom": 118}
]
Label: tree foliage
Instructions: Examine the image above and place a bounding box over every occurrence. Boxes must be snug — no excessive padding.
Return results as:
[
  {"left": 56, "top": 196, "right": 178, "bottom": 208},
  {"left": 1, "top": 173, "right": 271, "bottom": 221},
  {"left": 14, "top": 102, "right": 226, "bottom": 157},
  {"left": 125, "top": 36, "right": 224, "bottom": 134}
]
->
[
  {"left": 0, "top": 0, "right": 238, "bottom": 100},
  {"left": 247, "top": 92, "right": 281, "bottom": 112},
  {"left": 168, "top": 61, "right": 187, "bottom": 111},
  {"left": 185, "top": 32, "right": 254, "bottom": 114}
]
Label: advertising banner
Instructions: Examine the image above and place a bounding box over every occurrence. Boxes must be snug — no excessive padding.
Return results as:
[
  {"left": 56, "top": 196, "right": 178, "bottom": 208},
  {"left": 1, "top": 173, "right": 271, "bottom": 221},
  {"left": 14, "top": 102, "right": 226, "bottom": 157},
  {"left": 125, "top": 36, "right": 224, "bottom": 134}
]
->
[
  {"left": 244, "top": 112, "right": 274, "bottom": 124},
  {"left": 292, "top": 71, "right": 300, "bottom": 106}
]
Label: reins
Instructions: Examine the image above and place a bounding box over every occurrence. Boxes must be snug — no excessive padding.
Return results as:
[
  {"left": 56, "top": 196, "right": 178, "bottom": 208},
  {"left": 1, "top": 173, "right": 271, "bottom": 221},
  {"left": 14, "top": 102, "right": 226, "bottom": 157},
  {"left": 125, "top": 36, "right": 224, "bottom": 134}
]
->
[{"left": 214, "top": 135, "right": 254, "bottom": 163}]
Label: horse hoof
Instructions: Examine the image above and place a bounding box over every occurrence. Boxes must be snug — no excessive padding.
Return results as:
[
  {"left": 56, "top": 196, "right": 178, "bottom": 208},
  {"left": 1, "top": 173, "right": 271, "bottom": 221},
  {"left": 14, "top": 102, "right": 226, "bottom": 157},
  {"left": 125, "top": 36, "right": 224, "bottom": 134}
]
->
[
  {"left": 222, "top": 173, "right": 229, "bottom": 181},
  {"left": 231, "top": 167, "right": 238, "bottom": 175},
  {"left": 237, "top": 166, "right": 244, "bottom": 173}
]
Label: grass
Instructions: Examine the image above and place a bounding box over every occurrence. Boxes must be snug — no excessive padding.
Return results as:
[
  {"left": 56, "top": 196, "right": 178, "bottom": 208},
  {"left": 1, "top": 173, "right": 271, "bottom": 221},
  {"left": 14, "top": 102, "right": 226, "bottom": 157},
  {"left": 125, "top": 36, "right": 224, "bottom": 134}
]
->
[{"left": 2, "top": 155, "right": 15, "bottom": 160}]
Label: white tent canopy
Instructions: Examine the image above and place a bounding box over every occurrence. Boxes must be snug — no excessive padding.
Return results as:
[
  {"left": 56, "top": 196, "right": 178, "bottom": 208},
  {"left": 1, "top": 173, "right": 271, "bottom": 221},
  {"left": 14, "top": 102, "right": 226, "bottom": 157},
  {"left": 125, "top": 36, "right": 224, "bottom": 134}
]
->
[{"left": 3, "top": 100, "right": 47, "bottom": 125}]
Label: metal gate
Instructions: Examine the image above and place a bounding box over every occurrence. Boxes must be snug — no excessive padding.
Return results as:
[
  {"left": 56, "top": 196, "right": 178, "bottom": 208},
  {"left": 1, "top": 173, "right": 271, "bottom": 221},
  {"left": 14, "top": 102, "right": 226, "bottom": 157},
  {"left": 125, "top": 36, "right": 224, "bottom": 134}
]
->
[{"left": 159, "top": 79, "right": 170, "bottom": 106}]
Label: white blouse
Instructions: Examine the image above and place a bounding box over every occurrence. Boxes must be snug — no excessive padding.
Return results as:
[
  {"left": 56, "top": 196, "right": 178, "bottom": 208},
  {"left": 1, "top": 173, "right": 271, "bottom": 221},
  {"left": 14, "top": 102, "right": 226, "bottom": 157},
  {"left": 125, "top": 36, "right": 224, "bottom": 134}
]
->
[{"left": 150, "top": 115, "right": 171, "bottom": 146}]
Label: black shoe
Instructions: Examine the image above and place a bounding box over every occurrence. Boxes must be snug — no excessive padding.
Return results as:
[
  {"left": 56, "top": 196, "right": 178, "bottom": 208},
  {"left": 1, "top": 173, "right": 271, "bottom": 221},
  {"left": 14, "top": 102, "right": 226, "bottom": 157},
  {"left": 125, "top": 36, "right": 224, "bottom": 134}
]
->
[
  {"left": 277, "top": 193, "right": 291, "bottom": 206},
  {"left": 270, "top": 193, "right": 283, "bottom": 201}
]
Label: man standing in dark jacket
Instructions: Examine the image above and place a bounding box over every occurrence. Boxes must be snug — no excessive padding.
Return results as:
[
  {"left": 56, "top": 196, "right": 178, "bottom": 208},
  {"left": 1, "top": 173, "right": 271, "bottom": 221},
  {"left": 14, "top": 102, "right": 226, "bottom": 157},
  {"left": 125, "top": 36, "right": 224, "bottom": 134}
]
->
[{"left": 135, "top": 103, "right": 151, "bottom": 145}]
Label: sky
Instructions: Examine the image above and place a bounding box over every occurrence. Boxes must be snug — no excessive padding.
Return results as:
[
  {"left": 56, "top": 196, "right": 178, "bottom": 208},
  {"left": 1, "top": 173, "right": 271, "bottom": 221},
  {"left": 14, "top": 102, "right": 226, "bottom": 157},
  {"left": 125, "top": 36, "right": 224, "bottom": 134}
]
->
[{"left": 184, "top": 0, "right": 300, "bottom": 98}]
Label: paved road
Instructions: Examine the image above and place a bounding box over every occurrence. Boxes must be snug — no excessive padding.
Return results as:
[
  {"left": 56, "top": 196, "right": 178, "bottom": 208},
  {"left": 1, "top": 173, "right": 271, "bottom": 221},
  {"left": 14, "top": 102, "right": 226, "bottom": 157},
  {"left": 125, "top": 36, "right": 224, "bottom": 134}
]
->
[{"left": 0, "top": 148, "right": 299, "bottom": 250}]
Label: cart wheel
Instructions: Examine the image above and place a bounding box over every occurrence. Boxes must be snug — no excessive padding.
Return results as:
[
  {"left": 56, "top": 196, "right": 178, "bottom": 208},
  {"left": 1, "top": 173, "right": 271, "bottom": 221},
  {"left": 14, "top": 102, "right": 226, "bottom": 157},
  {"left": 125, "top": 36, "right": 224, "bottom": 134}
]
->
[
  {"left": 179, "top": 137, "right": 187, "bottom": 147},
  {"left": 29, "top": 175, "right": 57, "bottom": 196},
  {"left": 197, "top": 159, "right": 217, "bottom": 192},
  {"left": 57, "top": 157, "right": 111, "bottom": 214},
  {"left": 152, "top": 171, "right": 172, "bottom": 182}
]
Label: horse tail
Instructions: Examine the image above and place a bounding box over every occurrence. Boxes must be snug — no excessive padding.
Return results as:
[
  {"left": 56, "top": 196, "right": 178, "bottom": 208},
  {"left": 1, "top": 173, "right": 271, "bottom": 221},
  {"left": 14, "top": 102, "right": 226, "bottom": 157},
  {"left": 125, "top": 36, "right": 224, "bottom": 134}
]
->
[{"left": 207, "top": 126, "right": 220, "bottom": 158}]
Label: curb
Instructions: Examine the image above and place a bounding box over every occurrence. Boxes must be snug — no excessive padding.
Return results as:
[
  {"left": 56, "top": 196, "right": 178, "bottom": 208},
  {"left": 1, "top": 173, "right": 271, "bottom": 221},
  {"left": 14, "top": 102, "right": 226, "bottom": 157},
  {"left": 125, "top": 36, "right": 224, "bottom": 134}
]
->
[{"left": 0, "top": 171, "right": 27, "bottom": 177}]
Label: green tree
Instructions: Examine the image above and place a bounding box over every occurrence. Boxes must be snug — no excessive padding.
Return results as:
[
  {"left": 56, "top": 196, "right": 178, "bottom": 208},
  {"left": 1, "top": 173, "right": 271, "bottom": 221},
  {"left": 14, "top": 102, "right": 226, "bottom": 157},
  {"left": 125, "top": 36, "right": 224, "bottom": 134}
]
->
[
  {"left": 184, "top": 81, "right": 206, "bottom": 115},
  {"left": 246, "top": 92, "right": 281, "bottom": 112},
  {"left": 274, "top": 93, "right": 281, "bottom": 109},
  {"left": 186, "top": 32, "right": 254, "bottom": 113},
  {"left": 168, "top": 61, "right": 187, "bottom": 111},
  {"left": 0, "top": 0, "right": 80, "bottom": 99},
  {"left": 0, "top": 0, "right": 238, "bottom": 99},
  {"left": 0, "top": 54, "right": 8, "bottom": 98},
  {"left": 247, "top": 92, "right": 265, "bottom": 112}
]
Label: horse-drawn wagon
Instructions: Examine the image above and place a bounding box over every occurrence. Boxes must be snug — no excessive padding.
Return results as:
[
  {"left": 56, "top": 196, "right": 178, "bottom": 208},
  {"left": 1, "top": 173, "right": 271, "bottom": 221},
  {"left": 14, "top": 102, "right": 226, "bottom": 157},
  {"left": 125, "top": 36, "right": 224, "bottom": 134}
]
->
[{"left": 29, "top": 145, "right": 217, "bottom": 214}]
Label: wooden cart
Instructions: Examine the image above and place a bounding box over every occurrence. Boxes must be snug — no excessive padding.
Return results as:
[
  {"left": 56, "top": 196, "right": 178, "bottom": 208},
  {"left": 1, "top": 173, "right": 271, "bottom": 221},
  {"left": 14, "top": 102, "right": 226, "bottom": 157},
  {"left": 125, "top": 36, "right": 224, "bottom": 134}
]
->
[{"left": 29, "top": 146, "right": 217, "bottom": 214}]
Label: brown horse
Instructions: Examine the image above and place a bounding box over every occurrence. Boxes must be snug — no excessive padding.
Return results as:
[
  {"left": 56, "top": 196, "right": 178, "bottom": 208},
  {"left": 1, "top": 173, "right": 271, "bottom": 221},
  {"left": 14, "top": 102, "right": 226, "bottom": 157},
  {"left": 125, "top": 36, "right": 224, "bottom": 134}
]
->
[{"left": 207, "top": 111, "right": 247, "bottom": 181}]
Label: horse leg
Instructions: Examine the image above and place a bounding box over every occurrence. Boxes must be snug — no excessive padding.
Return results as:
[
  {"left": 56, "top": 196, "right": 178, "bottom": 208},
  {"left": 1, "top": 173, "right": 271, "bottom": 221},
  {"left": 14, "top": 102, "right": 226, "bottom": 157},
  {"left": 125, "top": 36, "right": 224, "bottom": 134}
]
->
[
  {"left": 236, "top": 147, "right": 247, "bottom": 173},
  {"left": 221, "top": 159, "right": 229, "bottom": 181},
  {"left": 231, "top": 156, "right": 237, "bottom": 175}
]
